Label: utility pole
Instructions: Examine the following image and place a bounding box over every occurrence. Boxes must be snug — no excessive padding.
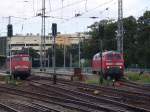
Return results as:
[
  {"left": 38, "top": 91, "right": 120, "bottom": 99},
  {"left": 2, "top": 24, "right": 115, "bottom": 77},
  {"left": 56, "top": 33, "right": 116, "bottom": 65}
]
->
[
  {"left": 99, "top": 39, "right": 103, "bottom": 85},
  {"left": 98, "top": 24, "right": 104, "bottom": 85},
  {"left": 78, "top": 33, "right": 81, "bottom": 68},
  {"left": 70, "top": 51, "right": 72, "bottom": 68},
  {"left": 63, "top": 37, "right": 66, "bottom": 69},
  {"left": 52, "top": 23, "right": 57, "bottom": 84},
  {"left": 117, "top": 0, "right": 123, "bottom": 54},
  {"left": 7, "top": 16, "right": 13, "bottom": 77},
  {"left": 40, "top": 0, "right": 46, "bottom": 71}
]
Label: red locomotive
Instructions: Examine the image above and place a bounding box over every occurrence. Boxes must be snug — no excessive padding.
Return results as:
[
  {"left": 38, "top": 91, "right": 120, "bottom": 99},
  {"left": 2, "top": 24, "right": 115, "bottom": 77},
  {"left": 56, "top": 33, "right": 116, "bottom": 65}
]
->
[
  {"left": 6, "top": 54, "right": 32, "bottom": 79},
  {"left": 92, "top": 51, "right": 124, "bottom": 80}
]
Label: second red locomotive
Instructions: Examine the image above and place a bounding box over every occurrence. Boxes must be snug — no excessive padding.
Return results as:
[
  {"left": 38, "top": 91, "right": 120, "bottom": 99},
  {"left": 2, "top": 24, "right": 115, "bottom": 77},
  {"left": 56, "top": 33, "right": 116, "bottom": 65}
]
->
[
  {"left": 92, "top": 51, "right": 124, "bottom": 80},
  {"left": 6, "top": 54, "right": 32, "bottom": 79}
]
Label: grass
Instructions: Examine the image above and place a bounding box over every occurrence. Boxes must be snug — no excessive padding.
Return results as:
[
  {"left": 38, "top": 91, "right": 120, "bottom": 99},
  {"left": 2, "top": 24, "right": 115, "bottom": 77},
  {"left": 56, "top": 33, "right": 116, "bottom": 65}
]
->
[
  {"left": 85, "top": 75, "right": 115, "bottom": 85},
  {"left": 126, "top": 72, "right": 150, "bottom": 83},
  {"left": 85, "top": 78, "right": 99, "bottom": 84},
  {"left": 85, "top": 72, "right": 150, "bottom": 85},
  {"left": 3, "top": 75, "right": 23, "bottom": 85}
]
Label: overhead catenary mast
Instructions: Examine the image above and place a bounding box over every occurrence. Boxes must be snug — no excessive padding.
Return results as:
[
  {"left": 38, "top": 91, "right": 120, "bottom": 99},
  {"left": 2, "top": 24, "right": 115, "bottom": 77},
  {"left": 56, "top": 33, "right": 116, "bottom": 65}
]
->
[
  {"left": 40, "top": 0, "right": 46, "bottom": 71},
  {"left": 117, "top": 0, "right": 123, "bottom": 54}
]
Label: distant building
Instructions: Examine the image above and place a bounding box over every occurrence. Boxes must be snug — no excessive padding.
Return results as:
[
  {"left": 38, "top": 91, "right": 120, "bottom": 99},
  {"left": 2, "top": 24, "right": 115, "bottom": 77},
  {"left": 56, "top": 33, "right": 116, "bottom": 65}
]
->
[
  {"left": 10, "top": 35, "right": 52, "bottom": 54},
  {"left": 0, "top": 32, "right": 90, "bottom": 55}
]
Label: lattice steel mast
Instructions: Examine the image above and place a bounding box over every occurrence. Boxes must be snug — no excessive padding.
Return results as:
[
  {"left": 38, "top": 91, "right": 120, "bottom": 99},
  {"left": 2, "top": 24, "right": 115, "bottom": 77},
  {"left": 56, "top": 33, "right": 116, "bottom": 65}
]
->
[
  {"left": 40, "top": 0, "right": 46, "bottom": 71},
  {"left": 117, "top": 0, "right": 123, "bottom": 53}
]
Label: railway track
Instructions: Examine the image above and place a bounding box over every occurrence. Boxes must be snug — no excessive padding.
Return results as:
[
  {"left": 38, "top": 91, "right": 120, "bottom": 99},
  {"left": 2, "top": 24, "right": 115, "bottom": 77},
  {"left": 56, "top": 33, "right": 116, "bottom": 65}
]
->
[
  {"left": 0, "top": 73, "right": 150, "bottom": 112},
  {"left": 0, "top": 103, "right": 20, "bottom": 112},
  {"left": 1, "top": 100, "right": 62, "bottom": 112},
  {"left": 119, "top": 80, "right": 150, "bottom": 92},
  {"left": 0, "top": 84, "right": 108, "bottom": 112},
  {"left": 29, "top": 75, "right": 150, "bottom": 98},
  {"left": 29, "top": 80, "right": 150, "bottom": 112},
  {"left": 59, "top": 78, "right": 150, "bottom": 105},
  {"left": 30, "top": 81, "right": 128, "bottom": 112},
  {"left": 28, "top": 75, "right": 150, "bottom": 110}
]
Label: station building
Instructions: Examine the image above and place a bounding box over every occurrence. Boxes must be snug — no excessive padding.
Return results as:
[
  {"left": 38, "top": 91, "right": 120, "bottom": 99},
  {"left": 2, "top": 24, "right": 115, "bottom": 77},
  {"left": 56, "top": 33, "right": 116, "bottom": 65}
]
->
[{"left": 0, "top": 32, "right": 90, "bottom": 56}]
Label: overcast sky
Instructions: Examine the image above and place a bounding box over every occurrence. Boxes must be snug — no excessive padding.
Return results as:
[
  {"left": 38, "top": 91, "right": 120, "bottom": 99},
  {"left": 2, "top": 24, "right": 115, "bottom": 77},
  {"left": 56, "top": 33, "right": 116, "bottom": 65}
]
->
[{"left": 0, "top": 0, "right": 149, "bottom": 36}]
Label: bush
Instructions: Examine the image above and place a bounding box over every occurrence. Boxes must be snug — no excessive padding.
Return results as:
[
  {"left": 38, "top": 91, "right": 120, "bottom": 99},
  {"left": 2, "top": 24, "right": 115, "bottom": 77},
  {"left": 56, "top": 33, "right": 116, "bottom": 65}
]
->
[
  {"left": 127, "top": 72, "right": 140, "bottom": 81},
  {"left": 127, "top": 72, "right": 150, "bottom": 83}
]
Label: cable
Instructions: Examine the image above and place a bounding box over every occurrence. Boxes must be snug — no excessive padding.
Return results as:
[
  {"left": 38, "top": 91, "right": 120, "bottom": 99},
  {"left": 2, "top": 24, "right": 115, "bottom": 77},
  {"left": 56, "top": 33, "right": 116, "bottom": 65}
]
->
[
  {"left": 61, "top": 0, "right": 64, "bottom": 19},
  {"left": 85, "top": 0, "right": 88, "bottom": 12},
  {"left": 46, "top": 0, "right": 86, "bottom": 14},
  {"left": 82, "top": 0, "right": 114, "bottom": 15},
  {"left": 32, "top": 0, "right": 36, "bottom": 16},
  {"left": 48, "top": 0, "right": 52, "bottom": 13},
  {"left": 60, "top": 0, "right": 114, "bottom": 23}
]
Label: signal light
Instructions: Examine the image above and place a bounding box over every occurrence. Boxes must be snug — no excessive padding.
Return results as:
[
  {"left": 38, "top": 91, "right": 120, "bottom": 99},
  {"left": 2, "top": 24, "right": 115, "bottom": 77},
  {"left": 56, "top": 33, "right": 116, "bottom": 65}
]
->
[
  {"left": 52, "top": 23, "right": 57, "bottom": 36},
  {"left": 107, "top": 66, "right": 110, "bottom": 69},
  {"left": 7, "top": 24, "right": 13, "bottom": 37}
]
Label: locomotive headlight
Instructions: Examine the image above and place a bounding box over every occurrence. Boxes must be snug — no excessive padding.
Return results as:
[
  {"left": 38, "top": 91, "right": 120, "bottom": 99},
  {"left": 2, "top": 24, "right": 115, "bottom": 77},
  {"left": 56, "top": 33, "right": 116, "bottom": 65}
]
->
[
  {"left": 107, "top": 66, "right": 110, "bottom": 69},
  {"left": 15, "top": 66, "right": 21, "bottom": 69},
  {"left": 119, "top": 66, "right": 122, "bottom": 69}
]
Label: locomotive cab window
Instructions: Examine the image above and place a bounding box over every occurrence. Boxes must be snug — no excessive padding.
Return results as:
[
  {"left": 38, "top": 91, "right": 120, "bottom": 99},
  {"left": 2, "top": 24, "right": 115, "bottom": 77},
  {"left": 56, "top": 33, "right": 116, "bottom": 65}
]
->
[
  {"left": 114, "top": 54, "right": 121, "bottom": 60},
  {"left": 13, "top": 57, "right": 22, "bottom": 61},
  {"left": 107, "top": 53, "right": 121, "bottom": 60},
  {"left": 22, "top": 57, "right": 30, "bottom": 61},
  {"left": 107, "top": 54, "right": 113, "bottom": 60}
]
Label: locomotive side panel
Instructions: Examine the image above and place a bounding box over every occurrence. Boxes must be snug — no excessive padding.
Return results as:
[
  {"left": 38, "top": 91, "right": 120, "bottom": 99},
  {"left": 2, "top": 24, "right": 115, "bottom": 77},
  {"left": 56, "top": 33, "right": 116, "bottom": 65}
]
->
[
  {"left": 92, "top": 51, "right": 124, "bottom": 80},
  {"left": 6, "top": 54, "right": 32, "bottom": 79}
]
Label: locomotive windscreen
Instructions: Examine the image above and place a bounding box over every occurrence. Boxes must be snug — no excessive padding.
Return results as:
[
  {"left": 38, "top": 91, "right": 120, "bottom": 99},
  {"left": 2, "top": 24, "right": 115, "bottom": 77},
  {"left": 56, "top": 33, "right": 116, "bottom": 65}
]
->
[
  {"left": 13, "top": 56, "right": 30, "bottom": 61},
  {"left": 107, "top": 53, "right": 121, "bottom": 60}
]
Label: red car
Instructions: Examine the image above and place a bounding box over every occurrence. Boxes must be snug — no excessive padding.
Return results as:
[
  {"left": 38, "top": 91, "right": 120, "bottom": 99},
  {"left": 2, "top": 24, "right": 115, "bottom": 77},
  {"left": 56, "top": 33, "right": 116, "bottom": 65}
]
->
[
  {"left": 92, "top": 51, "right": 124, "bottom": 80},
  {"left": 6, "top": 54, "right": 32, "bottom": 79}
]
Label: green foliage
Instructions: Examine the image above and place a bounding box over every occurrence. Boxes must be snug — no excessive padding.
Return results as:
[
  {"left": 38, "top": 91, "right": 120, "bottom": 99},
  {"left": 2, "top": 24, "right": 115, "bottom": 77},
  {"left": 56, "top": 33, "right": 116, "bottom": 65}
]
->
[
  {"left": 4, "top": 75, "right": 19, "bottom": 85},
  {"left": 139, "top": 75, "right": 150, "bottom": 83},
  {"left": 84, "top": 11, "right": 150, "bottom": 68},
  {"left": 127, "top": 73, "right": 140, "bottom": 81},
  {"left": 127, "top": 72, "right": 150, "bottom": 83},
  {"left": 28, "top": 48, "right": 40, "bottom": 67},
  {"left": 85, "top": 79, "right": 99, "bottom": 84},
  {"left": 47, "top": 46, "right": 72, "bottom": 67}
]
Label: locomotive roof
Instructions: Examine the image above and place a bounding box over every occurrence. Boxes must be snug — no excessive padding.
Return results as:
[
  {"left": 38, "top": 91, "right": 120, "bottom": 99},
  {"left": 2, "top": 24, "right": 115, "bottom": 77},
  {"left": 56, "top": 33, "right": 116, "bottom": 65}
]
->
[
  {"left": 7, "top": 54, "right": 30, "bottom": 58},
  {"left": 14, "top": 54, "right": 30, "bottom": 57},
  {"left": 103, "top": 51, "right": 120, "bottom": 55},
  {"left": 94, "top": 51, "right": 120, "bottom": 57}
]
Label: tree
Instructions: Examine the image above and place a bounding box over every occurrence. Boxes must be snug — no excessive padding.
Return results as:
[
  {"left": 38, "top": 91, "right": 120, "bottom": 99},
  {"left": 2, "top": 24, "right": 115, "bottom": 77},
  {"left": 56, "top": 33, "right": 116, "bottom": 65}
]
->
[
  {"left": 28, "top": 48, "right": 40, "bottom": 67},
  {"left": 83, "top": 11, "right": 150, "bottom": 68}
]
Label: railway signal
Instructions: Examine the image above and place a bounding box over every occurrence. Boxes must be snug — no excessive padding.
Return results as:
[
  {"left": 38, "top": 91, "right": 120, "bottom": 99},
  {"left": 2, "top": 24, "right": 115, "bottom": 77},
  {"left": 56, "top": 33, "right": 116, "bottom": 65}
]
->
[
  {"left": 52, "top": 23, "right": 57, "bottom": 36},
  {"left": 7, "top": 24, "right": 13, "bottom": 37},
  {"left": 52, "top": 23, "right": 57, "bottom": 84},
  {"left": 6, "top": 16, "right": 13, "bottom": 80}
]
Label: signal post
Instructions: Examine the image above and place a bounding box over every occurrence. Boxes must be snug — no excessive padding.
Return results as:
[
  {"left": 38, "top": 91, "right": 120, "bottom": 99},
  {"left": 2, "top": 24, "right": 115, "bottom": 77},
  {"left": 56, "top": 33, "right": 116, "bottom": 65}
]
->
[
  {"left": 52, "top": 23, "right": 57, "bottom": 84},
  {"left": 7, "top": 16, "right": 13, "bottom": 79}
]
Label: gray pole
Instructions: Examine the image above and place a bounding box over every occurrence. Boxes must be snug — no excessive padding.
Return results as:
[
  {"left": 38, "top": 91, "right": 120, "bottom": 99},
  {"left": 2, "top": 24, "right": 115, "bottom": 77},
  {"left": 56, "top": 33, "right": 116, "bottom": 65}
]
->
[
  {"left": 40, "top": 2, "right": 43, "bottom": 71},
  {"left": 63, "top": 37, "right": 66, "bottom": 69},
  {"left": 78, "top": 33, "right": 81, "bottom": 68},
  {"left": 117, "top": 0, "right": 123, "bottom": 54},
  {"left": 52, "top": 23, "right": 57, "bottom": 84},
  {"left": 53, "top": 35, "right": 56, "bottom": 84},
  {"left": 99, "top": 39, "right": 104, "bottom": 85},
  {"left": 48, "top": 55, "right": 49, "bottom": 68},
  {"left": 70, "top": 52, "right": 72, "bottom": 68},
  {"left": 40, "top": 0, "right": 46, "bottom": 71},
  {"left": 8, "top": 16, "right": 12, "bottom": 77},
  {"left": 43, "top": 0, "right": 46, "bottom": 71}
]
